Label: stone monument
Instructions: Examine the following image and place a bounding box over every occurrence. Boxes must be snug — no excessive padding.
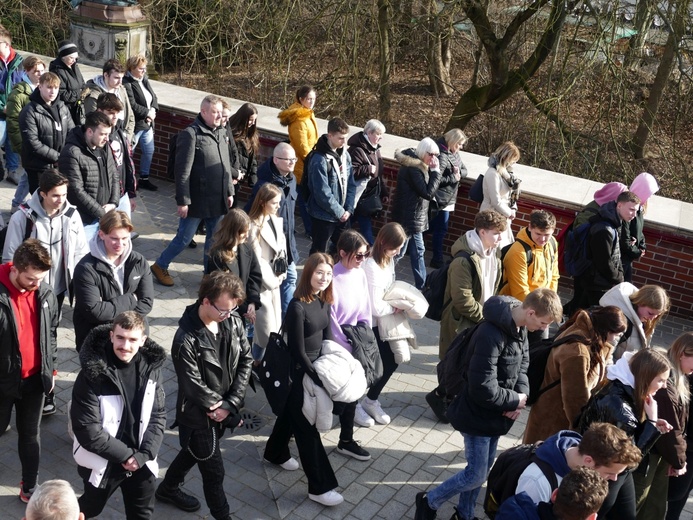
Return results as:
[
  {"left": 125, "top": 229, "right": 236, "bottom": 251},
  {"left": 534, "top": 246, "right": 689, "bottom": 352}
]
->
[{"left": 68, "top": 0, "right": 151, "bottom": 68}]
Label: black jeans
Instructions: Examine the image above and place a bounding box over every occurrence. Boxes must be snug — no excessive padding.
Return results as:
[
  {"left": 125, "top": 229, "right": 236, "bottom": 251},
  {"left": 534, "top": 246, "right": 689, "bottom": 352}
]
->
[
  {"left": 163, "top": 424, "right": 229, "bottom": 520},
  {"left": 264, "top": 375, "right": 338, "bottom": 495},
  {"left": 666, "top": 458, "right": 693, "bottom": 520},
  {"left": 367, "top": 327, "right": 398, "bottom": 401},
  {"left": 332, "top": 400, "right": 357, "bottom": 442},
  {"left": 78, "top": 465, "right": 156, "bottom": 519},
  {"left": 0, "top": 374, "right": 45, "bottom": 489},
  {"left": 601, "top": 470, "right": 636, "bottom": 520},
  {"left": 309, "top": 217, "right": 349, "bottom": 255}
]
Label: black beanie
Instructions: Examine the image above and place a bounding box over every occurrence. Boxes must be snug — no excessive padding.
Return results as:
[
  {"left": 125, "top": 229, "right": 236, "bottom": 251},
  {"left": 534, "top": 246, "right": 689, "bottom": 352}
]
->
[{"left": 58, "top": 40, "right": 78, "bottom": 59}]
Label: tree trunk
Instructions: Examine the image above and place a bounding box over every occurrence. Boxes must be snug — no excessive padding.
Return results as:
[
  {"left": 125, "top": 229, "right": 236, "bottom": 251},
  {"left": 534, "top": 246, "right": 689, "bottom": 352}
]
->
[
  {"left": 631, "top": 0, "right": 687, "bottom": 159},
  {"left": 377, "top": 0, "right": 393, "bottom": 125},
  {"left": 624, "top": 0, "right": 657, "bottom": 69},
  {"left": 427, "top": 0, "right": 453, "bottom": 96}
]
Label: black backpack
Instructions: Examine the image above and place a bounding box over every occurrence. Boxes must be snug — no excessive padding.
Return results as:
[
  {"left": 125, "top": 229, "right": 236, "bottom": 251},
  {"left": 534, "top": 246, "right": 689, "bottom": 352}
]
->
[
  {"left": 0, "top": 204, "right": 38, "bottom": 253},
  {"left": 422, "top": 250, "right": 474, "bottom": 321},
  {"left": 563, "top": 213, "right": 616, "bottom": 277},
  {"left": 526, "top": 333, "right": 588, "bottom": 406},
  {"left": 483, "top": 441, "right": 558, "bottom": 519},
  {"left": 436, "top": 321, "right": 483, "bottom": 399}
]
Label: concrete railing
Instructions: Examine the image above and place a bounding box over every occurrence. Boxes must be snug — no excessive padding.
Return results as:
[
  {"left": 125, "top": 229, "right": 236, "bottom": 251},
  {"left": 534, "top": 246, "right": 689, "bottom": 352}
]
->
[{"left": 32, "top": 55, "right": 693, "bottom": 317}]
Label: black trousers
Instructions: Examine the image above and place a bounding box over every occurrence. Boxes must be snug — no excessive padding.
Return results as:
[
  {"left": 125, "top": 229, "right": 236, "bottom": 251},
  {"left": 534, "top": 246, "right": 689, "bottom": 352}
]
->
[
  {"left": 78, "top": 465, "right": 156, "bottom": 519},
  {"left": 163, "top": 424, "right": 229, "bottom": 520},
  {"left": 367, "top": 327, "right": 398, "bottom": 401},
  {"left": 600, "top": 470, "right": 636, "bottom": 520},
  {"left": 0, "top": 373, "right": 44, "bottom": 490},
  {"left": 309, "top": 217, "right": 349, "bottom": 255},
  {"left": 264, "top": 374, "right": 338, "bottom": 495},
  {"left": 666, "top": 460, "right": 693, "bottom": 520}
]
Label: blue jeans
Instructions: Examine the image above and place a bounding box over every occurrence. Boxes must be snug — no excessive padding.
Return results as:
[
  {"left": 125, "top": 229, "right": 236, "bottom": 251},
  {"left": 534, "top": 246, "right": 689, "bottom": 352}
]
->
[
  {"left": 355, "top": 214, "right": 375, "bottom": 245},
  {"left": 12, "top": 171, "right": 30, "bottom": 207},
  {"left": 427, "top": 433, "right": 499, "bottom": 518},
  {"left": 396, "top": 232, "right": 426, "bottom": 289},
  {"left": 280, "top": 261, "right": 297, "bottom": 318},
  {"left": 0, "top": 121, "right": 20, "bottom": 171},
  {"left": 132, "top": 127, "right": 154, "bottom": 178},
  {"left": 430, "top": 210, "right": 451, "bottom": 264},
  {"left": 297, "top": 192, "right": 312, "bottom": 235},
  {"left": 156, "top": 215, "right": 221, "bottom": 272}
]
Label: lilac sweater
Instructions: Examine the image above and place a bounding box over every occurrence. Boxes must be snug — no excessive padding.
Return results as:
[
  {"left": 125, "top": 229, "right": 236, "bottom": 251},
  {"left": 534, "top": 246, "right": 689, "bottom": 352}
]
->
[{"left": 330, "top": 262, "right": 372, "bottom": 353}]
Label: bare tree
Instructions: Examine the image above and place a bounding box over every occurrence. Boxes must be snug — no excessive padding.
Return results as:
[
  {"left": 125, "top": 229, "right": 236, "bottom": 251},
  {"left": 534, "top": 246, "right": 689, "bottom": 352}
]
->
[{"left": 378, "top": 0, "right": 393, "bottom": 125}]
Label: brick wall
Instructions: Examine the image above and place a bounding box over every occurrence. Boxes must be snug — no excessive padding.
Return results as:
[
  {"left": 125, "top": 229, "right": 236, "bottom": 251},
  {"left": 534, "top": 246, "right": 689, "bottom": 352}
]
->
[{"left": 144, "top": 109, "right": 693, "bottom": 318}]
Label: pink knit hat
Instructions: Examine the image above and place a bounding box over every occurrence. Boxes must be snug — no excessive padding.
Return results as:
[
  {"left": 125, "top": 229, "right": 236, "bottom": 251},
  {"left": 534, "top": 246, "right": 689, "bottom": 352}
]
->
[
  {"left": 630, "top": 172, "right": 659, "bottom": 203},
  {"left": 594, "top": 182, "right": 628, "bottom": 205}
]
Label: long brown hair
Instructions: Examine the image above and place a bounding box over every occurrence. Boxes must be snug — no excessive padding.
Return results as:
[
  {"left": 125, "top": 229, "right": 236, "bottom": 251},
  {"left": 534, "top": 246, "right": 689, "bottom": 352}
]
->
[
  {"left": 209, "top": 209, "right": 251, "bottom": 263},
  {"left": 371, "top": 222, "right": 406, "bottom": 269},
  {"left": 630, "top": 285, "right": 670, "bottom": 338},
  {"left": 248, "top": 183, "right": 282, "bottom": 222},
  {"left": 228, "top": 102, "right": 259, "bottom": 155},
  {"left": 294, "top": 253, "right": 334, "bottom": 304},
  {"left": 629, "top": 348, "right": 671, "bottom": 421}
]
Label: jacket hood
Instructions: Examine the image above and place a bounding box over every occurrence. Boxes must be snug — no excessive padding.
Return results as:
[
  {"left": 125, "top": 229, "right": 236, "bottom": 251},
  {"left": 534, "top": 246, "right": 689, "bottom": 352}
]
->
[
  {"left": 599, "top": 282, "right": 640, "bottom": 325},
  {"left": 278, "top": 102, "right": 314, "bottom": 126},
  {"left": 18, "top": 73, "right": 37, "bottom": 92},
  {"left": 89, "top": 232, "right": 133, "bottom": 267},
  {"left": 394, "top": 148, "right": 427, "bottom": 173},
  {"left": 535, "top": 430, "right": 582, "bottom": 477},
  {"left": 26, "top": 190, "right": 76, "bottom": 219},
  {"left": 451, "top": 233, "right": 474, "bottom": 257},
  {"left": 466, "top": 229, "right": 497, "bottom": 257},
  {"left": 79, "top": 324, "right": 166, "bottom": 382},
  {"left": 65, "top": 126, "right": 87, "bottom": 149},
  {"left": 87, "top": 76, "right": 108, "bottom": 92},
  {"left": 607, "top": 351, "right": 635, "bottom": 387},
  {"left": 483, "top": 295, "right": 523, "bottom": 337},
  {"left": 597, "top": 200, "right": 622, "bottom": 227},
  {"left": 497, "top": 492, "right": 541, "bottom": 520}
]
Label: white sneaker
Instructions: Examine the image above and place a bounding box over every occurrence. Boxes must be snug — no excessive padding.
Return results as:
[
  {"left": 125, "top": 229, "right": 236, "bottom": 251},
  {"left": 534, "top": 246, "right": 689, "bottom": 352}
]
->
[
  {"left": 279, "top": 457, "right": 299, "bottom": 471},
  {"left": 309, "top": 489, "right": 344, "bottom": 506},
  {"left": 354, "top": 403, "right": 375, "bottom": 427},
  {"left": 361, "top": 398, "right": 391, "bottom": 425}
]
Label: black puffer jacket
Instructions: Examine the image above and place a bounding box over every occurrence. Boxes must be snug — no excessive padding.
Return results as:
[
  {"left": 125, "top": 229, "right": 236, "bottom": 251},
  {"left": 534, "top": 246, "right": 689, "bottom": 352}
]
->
[
  {"left": 49, "top": 58, "right": 85, "bottom": 126},
  {"left": 175, "top": 115, "right": 235, "bottom": 219},
  {"left": 434, "top": 136, "right": 468, "bottom": 208},
  {"left": 122, "top": 74, "right": 159, "bottom": 134},
  {"left": 71, "top": 325, "right": 166, "bottom": 477},
  {"left": 59, "top": 126, "right": 120, "bottom": 224},
  {"left": 391, "top": 148, "right": 442, "bottom": 234},
  {"left": 172, "top": 302, "right": 253, "bottom": 430},
  {"left": 19, "top": 89, "right": 74, "bottom": 171},
  {"left": 207, "top": 242, "right": 263, "bottom": 315},
  {"left": 235, "top": 139, "right": 257, "bottom": 187},
  {"left": 446, "top": 296, "right": 530, "bottom": 437},
  {"left": 576, "top": 379, "right": 659, "bottom": 455},
  {"left": 0, "top": 275, "right": 59, "bottom": 399},
  {"left": 72, "top": 244, "right": 154, "bottom": 350},
  {"left": 587, "top": 201, "right": 624, "bottom": 291}
]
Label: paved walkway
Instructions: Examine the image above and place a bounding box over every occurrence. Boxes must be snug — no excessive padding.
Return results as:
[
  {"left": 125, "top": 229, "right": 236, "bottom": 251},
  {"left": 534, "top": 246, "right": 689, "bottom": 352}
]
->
[{"left": 0, "top": 177, "right": 690, "bottom": 519}]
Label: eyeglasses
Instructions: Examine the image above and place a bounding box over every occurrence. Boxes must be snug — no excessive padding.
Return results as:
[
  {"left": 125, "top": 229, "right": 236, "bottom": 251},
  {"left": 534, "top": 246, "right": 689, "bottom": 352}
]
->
[
  {"left": 427, "top": 152, "right": 440, "bottom": 157},
  {"left": 354, "top": 251, "right": 371, "bottom": 261},
  {"left": 277, "top": 157, "right": 298, "bottom": 163},
  {"left": 211, "top": 301, "right": 238, "bottom": 318}
]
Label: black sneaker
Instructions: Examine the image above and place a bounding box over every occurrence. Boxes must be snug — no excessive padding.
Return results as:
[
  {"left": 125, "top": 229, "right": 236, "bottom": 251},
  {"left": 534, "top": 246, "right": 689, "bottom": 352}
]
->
[
  {"left": 155, "top": 483, "right": 201, "bottom": 512},
  {"left": 337, "top": 439, "right": 371, "bottom": 461},
  {"left": 425, "top": 389, "right": 450, "bottom": 424},
  {"left": 415, "top": 492, "right": 437, "bottom": 520},
  {"left": 188, "top": 238, "right": 197, "bottom": 249},
  {"left": 43, "top": 392, "right": 56, "bottom": 416},
  {"left": 138, "top": 178, "right": 158, "bottom": 191}
]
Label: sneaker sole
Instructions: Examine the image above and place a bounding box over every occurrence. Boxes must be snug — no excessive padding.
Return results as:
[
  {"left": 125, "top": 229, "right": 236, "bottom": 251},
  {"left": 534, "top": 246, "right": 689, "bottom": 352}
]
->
[
  {"left": 336, "top": 447, "right": 371, "bottom": 461},
  {"left": 308, "top": 493, "right": 344, "bottom": 506},
  {"left": 42, "top": 407, "right": 57, "bottom": 416},
  {"left": 354, "top": 418, "right": 374, "bottom": 427},
  {"left": 154, "top": 491, "right": 201, "bottom": 512}
]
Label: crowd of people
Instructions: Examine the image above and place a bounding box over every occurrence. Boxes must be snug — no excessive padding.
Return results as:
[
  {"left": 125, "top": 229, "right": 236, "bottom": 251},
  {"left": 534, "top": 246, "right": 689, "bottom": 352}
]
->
[{"left": 1, "top": 27, "right": 691, "bottom": 520}]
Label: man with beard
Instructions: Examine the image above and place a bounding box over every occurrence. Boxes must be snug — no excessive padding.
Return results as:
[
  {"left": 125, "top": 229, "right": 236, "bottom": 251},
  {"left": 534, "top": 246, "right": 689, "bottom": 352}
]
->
[{"left": 0, "top": 239, "right": 59, "bottom": 503}]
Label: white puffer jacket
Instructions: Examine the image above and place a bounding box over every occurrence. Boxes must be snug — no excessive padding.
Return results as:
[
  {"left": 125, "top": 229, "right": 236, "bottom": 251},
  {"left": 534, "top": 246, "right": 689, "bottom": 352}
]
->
[
  {"left": 376, "top": 281, "right": 429, "bottom": 364},
  {"left": 312, "top": 339, "right": 367, "bottom": 403},
  {"left": 301, "top": 376, "right": 334, "bottom": 432}
]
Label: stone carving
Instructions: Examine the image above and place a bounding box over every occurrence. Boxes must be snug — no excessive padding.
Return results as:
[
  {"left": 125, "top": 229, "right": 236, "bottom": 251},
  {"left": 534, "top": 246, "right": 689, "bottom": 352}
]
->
[{"left": 76, "top": 29, "right": 106, "bottom": 62}]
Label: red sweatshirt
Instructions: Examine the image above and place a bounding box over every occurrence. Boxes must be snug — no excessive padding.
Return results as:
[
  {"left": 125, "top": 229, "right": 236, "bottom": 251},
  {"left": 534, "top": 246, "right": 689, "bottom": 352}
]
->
[{"left": 0, "top": 263, "right": 41, "bottom": 379}]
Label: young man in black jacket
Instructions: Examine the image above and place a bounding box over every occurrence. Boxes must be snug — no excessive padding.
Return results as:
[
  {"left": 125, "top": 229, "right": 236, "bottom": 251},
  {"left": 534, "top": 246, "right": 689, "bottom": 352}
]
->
[
  {"left": 0, "top": 239, "right": 59, "bottom": 503},
  {"left": 156, "top": 271, "right": 252, "bottom": 520},
  {"left": 72, "top": 210, "right": 153, "bottom": 350},
  {"left": 70, "top": 311, "right": 166, "bottom": 519},
  {"left": 415, "top": 289, "right": 563, "bottom": 520}
]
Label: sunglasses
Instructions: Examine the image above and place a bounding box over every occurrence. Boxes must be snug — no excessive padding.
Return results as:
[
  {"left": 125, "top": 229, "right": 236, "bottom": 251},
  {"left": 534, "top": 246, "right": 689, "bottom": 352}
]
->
[{"left": 354, "top": 251, "right": 371, "bottom": 261}]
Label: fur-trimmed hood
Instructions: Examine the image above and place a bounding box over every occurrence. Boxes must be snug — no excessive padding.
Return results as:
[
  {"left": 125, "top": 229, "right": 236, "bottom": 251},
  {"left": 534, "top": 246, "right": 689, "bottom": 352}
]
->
[
  {"left": 278, "top": 102, "right": 314, "bottom": 127},
  {"left": 394, "top": 148, "right": 428, "bottom": 174},
  {"left": 79, "top": 324, "right": 166, "bottom": 382}
]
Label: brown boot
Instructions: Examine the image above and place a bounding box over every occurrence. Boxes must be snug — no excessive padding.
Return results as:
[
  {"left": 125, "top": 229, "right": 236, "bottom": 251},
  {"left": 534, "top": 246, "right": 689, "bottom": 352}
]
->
[{"left": 151, "top": 262, "right": 174, "bottom": 286}]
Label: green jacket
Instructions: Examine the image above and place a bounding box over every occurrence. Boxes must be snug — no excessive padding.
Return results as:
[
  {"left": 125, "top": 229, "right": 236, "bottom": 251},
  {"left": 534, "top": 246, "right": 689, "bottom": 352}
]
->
[{"left": 6, "top": 80, "right": 33, "bottom": 154}]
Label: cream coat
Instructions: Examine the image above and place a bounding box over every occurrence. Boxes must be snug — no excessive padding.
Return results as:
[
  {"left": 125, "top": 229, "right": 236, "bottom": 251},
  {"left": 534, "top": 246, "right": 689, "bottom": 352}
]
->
[
  {"left": 250, "top": 214, "right": 287, "bottom": 350},
  {"left": 301, "top": 375, "right": 334, "bottom": 432},
  {"left": 311, "top": 339, "right": 367, "bottom": 403}
]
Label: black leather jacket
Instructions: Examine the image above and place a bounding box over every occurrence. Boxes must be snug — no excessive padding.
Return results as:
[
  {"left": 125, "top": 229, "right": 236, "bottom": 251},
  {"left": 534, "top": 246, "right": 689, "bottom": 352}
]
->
[{"left": 171, "top": 302, "right": 252, "bottom": 430}]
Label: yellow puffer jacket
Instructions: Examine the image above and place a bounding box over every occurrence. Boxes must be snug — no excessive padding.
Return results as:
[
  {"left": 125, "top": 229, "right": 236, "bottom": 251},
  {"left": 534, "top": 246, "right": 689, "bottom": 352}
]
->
[
  {"left": 500, "top": 227, "right": 559, "bottom": 300},
  {"left": 278, "top": 102, "right": 318, "bottom": 183}
]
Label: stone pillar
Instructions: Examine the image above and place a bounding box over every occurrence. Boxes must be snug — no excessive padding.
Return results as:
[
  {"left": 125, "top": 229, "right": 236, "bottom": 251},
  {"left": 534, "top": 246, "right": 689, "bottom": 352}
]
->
[{"left": 68, "top": 1, "right": 152, "bottom": 69}]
